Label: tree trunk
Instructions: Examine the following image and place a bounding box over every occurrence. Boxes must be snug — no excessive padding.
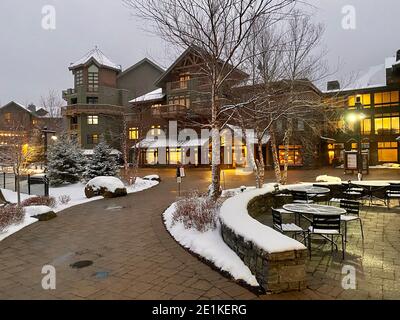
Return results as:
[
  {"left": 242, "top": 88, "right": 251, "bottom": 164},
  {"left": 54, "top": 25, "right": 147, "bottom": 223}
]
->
[
  {"left": 257, "top": 141, "right": 265, "bottom": 187},
  {"left": 269, "top": 129, "right": 282, "bottom": 184},
  {"left": 210, "top": 84, "right": 221, "bottom": 200},
  {"left": 282, "top": 122, "right": 293, "bottom": 185}
]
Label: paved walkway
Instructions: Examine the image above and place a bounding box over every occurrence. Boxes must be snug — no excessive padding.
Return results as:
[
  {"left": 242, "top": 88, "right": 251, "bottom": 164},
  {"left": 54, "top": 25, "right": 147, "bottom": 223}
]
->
[{"left": 0, "top": 168, "right": 399, "bottom": 300}]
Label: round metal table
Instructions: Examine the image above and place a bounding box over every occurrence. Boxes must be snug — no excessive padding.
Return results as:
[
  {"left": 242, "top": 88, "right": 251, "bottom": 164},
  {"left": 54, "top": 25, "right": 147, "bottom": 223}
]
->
[
  {"left": 283, "top": 203, "right": 346, "bottom": 216},
  {"left": 351, "top": 181, "right": 390, "bottom": 205},
  {"left": 288, "top": 186, "right": 330, "bottom": 195}
]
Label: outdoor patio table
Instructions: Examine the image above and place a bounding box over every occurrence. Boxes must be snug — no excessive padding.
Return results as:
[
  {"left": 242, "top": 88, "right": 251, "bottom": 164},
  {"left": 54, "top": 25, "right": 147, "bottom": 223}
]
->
[
  {"left": 352, "top": 181, "right": 390, "bottom": 205},
  {"left": 283, "top": 204, "right": 347, "bottom": 247},
  {"left": 288, "top": 186, "right": 330, "bottom": 196},
  {"left": 283, "top": 203, "right": 346, "bottom": 217}
]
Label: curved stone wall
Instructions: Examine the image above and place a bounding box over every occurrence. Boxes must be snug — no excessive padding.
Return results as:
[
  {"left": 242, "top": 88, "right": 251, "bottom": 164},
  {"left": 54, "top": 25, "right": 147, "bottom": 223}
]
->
[{"left": 220, "top": 185, "right": 308, "bottom": 293}]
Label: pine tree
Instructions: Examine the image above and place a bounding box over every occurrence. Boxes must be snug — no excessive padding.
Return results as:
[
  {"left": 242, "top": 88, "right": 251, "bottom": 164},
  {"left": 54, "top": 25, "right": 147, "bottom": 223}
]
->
[
  {"left": 47, "top": 135, "right": 86, "bottom": 186},
  {"left": 84, "top": 140, "right": 118, "bottom": 181}
]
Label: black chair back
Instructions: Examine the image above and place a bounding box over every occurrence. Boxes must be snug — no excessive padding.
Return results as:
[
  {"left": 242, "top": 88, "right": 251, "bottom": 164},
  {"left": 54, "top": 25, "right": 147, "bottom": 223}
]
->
[
  {"left": 291, "top": 190, "right": 309, "bottom": 202},
  {"left": 340, "top": 200, "right": 360, "bottom": 216},
  {"left": 271, "top": 208, "right": 283, "bottom": 230},
  {"left": 311, "top": 214, "right": 341, "bottom": 233},
  {"left": 388, "top": 184, "right": 400, "bottom": 195}
]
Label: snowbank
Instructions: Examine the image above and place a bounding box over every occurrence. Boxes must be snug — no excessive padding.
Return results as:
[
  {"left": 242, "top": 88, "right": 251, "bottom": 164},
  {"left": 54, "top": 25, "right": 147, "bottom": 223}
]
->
[
  {"left": 24, "top": 206, "right": 53, "bottom": 217},
  {"left": 0, "top": 213, "right": 37, "bottom": 242},
  {"left": 163, "top": 203, "right": 259, "bottom": 287},
  {"left": 1, "top": 189, "right": 33, "bottom": 203},
  {"left": 220, "top": 184, "right": 307, "bottom": 254},
  {"left": 316, "top": 175, "right": 342, "bottom": 183},
  {"left": 86, "top": 176, "right": 125, "bottom": 193}
]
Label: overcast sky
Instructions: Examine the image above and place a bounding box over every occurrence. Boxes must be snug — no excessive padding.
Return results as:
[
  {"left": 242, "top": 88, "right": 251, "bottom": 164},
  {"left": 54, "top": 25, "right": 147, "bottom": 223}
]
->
[{"left": 0, "top": 0, "right": 399, "bottom": 106}]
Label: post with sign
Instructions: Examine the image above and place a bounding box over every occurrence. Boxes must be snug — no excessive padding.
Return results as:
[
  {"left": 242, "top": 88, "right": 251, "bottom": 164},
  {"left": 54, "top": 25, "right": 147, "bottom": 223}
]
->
[{"left": 176, "top": 166, "right": 185, "bottom": 197}]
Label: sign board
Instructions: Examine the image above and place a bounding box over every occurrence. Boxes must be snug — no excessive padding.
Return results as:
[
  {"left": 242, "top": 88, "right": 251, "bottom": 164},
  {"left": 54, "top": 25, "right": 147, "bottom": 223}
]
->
[
  {"left": 180, "top": 167, "right": 186, "bottom": 178},
  {"left": 177, "top": 177, "right": 182, "bottom": 184},
  {"left": 346, "top": 152, "right": 358, "bottom": 170}
]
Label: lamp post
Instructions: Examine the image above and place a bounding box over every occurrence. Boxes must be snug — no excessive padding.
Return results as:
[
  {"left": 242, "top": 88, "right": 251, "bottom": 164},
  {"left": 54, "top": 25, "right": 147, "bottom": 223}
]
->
[
  {"left": 346, "top": 96, "right": 365, "bottom": 181},
  {"left": 41, "top": 127, "right": 57, "bottom": 170}
]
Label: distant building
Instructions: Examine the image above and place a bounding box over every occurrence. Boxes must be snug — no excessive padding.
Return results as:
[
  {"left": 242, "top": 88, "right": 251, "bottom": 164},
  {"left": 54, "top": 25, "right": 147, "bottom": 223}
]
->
[
  {"left": 324, "top": 50, "right": 400, "bottom": 166},
  {"left": 62, "top": 47, "right": 164, "bottom": 151}
]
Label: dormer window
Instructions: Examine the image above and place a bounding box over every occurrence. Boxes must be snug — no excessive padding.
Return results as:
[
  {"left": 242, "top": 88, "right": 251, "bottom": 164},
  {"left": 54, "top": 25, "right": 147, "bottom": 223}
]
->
[
  {"left": 4, "top": 113, "right": 11, "bottom": 124},
  {"left": 88, "top": 65, "right": 99, "bottom": 92},
  {"left": 75, "top": 69, "right": 83, "bottom": 87}
]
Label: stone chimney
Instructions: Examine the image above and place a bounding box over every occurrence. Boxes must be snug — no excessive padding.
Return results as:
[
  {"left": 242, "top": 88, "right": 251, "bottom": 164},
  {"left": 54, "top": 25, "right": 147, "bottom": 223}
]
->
[
  {"left": 28, "top": 104, "right": 37, "bottom": 113},
  {"left": 327, "top": 80, "right": 340, "bottom": 91}
]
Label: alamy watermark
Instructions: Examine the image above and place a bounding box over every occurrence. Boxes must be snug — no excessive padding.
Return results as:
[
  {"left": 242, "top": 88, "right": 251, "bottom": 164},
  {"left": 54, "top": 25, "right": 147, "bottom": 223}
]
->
[
  {"left": 139, "top": 121, "right": 257, "bottom": 168},
  {"left": 41, "top": 5, "right": 56, "bottom": 30},
  {"left": 341, "top": 5, "right": 356, "bottom": 30},
  {"left": 41, "top": 265, "right": 56, "bottom": 290}
]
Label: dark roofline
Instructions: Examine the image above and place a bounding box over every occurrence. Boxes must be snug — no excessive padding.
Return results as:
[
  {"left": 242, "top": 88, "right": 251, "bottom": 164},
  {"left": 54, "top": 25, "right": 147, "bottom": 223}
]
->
[
  {"left": 155, "top": 46, "right": 249, "bottom": 87},
  {"left": 117, "top": 58, "right": 165, "bottom": 79}
]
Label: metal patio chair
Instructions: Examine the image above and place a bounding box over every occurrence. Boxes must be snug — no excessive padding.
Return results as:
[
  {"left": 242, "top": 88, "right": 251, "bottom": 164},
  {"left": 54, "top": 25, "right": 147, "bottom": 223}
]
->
[
  {"left": 340, "top": 200, "right": 364, "bottom": 242},
  {"left": 308, "top": 214, "right": 345, "bottom": 260},
  {"left": 272, "top": 208, "right": 308, "bottom": 245}
]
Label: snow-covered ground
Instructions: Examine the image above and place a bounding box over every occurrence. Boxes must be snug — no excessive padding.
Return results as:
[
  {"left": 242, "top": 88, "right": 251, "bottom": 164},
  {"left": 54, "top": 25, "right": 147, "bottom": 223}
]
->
[
  {"left": 163, "top": 203, "right": 259, "bottom": 287},
  {"left": 0, "top": 177, "right": 159, "bottom": 242}
]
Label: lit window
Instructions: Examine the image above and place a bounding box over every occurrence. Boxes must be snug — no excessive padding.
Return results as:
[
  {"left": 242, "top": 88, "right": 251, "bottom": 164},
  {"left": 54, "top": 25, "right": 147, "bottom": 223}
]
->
[
  {"left": 375, "top": 114, "right": 400, "bottom": 135},
  {"left": 87, "top": 115, "right": 99, "bottom": 125},
  {"left": 129, "top": 127, "right": 139, "bottom": 140},
  {"left": 378, "top": 142, "right": 398, "bottom": 162},
  {"left": 361, "top": 118, "right": 371, "bottom": 135},
  {"left": 348, "top": 94, "right": 371, "bottom": 108},
  {"left": 278, "top": 145, "right": 303, "bottom": 166},
  {"left": 374, "top": 91, "right": 399, "bottom": 107},
  {"left": 4, "top": 113, "right": 11, "bottom": 124},
  {"left": 150, "top": 125, "right": 161, "bottom": 136},
  {"left": 87, "top": 134, "right": 99, "bottom": 145}
]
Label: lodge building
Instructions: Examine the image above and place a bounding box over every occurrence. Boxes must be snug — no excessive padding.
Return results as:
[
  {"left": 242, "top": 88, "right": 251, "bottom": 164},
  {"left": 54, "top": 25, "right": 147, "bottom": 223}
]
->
[{"left": 60, "top": 46, "right": 400, "bottom": 168}]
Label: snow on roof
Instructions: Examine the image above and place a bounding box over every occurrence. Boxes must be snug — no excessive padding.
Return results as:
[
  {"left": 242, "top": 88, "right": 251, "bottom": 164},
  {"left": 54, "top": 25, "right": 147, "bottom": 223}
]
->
[
  {"left": 0, "top": 101, "right": 32, "bottom": 113},
  {"left": 129, "top": 88, "right": 165, "bottom": 103},
  {"left": 325, "top": 56, "right": 398, "bottom": 93},
  {"left": 70, "top": 47, "right": 121, "bottom": 71},
  {"left": 220, "top": 183, "right": 307, "bottom": 254}
]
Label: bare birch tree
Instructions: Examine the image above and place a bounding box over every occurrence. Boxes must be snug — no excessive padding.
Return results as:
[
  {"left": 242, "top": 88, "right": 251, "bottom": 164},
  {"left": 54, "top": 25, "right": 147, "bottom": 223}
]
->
[
  {"left": 123, "top": 0, "right": 297, "bottom": 199},
  {"left": 40, "top": 89, "right": 64, "bottom": 118}
]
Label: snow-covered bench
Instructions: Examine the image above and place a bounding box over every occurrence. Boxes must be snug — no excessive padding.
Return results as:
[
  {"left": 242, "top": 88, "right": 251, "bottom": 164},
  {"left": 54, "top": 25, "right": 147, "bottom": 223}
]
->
[{"left": 220, "top": 184, "right": 308, "bottom": 293}]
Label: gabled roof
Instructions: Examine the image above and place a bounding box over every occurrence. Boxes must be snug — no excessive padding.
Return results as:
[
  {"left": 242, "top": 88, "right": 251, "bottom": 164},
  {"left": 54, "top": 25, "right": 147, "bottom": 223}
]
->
[
  {"left": 155, "top": 46, "right": 248, "bottom": 86},
  {"left": 117, "top": 58, "right": 164, "bottom": 79},
  {"left": 130, "top": 88, "right": 165, "bottom": 104},
  {"left": 69, "top": 47, "right": 121, "bottom": 71},
  {"left": 0, "top": 101, "right": 33, "bottom": 114}
]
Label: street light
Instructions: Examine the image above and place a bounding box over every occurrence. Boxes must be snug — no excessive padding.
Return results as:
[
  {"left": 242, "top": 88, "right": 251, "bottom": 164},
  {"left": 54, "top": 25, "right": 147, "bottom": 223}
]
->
[
  {"left": 41, "top": 127, "right": 57, "bottom": 170},
  {"left": 346, "top": 96, "right": 365, "bottom": 180}
]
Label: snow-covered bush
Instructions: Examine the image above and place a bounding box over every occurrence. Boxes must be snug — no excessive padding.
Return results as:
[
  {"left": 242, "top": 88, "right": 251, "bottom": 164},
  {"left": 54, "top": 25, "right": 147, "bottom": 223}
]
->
[
  {"left": 172, "top": 192, "right": 219, "bottom": 232},
  {"left": 316, "top": 175, "right": 342, "bottom": 183},
  {"left": 58, "top": 194, "right": 71, "bottom": 205},
  {"left": 21, "top": 196, "right": 56, "bottom": 208},
  {"left": 85, "top": 176, "right": 127, "bottom": 199},
  {"left": 47, "top": 135, "right": 86, "bottom": 186},
  {"left": 84, "top": 141, "right": 118, "bottom": 182},
  {"left": 0, "top": 205, "right": 24, "bottom": 232}
]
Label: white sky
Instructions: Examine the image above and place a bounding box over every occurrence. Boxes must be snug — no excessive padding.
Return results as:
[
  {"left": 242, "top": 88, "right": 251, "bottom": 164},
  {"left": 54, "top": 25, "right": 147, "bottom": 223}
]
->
[{"left": 0, "top": 0, "right": 399, "bottom": 106}]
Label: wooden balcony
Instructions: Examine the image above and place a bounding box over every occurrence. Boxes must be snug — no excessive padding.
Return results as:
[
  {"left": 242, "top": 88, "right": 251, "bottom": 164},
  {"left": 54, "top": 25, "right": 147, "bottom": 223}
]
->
[
  {"left": 63, "top": 104, "right": 126, "bottom": 117},
  {"left": 151, "top": 104, "right": 187, "bottom": 119}
]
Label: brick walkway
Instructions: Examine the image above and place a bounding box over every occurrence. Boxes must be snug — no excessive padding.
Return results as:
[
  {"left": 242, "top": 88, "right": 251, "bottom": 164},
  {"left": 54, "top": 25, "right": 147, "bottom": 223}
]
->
[{"left": 0, "top": 168, "right": 399, "bottom": 300}]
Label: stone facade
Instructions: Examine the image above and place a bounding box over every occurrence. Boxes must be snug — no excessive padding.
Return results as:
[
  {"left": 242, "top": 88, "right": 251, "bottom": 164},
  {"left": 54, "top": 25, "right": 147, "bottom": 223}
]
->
[{"left": 220, "top": 191, "right": 307, "bottom": 294}]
